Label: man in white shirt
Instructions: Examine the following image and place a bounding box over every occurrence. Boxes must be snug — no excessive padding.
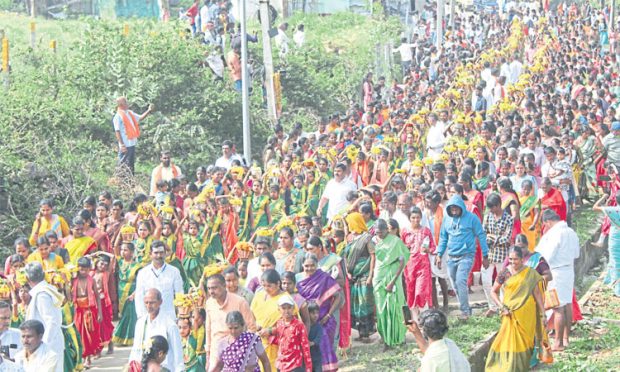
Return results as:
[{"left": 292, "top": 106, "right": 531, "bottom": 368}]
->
[
  {"left": 215, "top": 140, "right": 243, "bottom": 170},
  {"left": 0, "top": 302, "right": 22, "bottom": 361},
  {"left": 293, "top": 24, "right": 305, "bottom": 48},
  {"left": 509, "top": 56, "right": 523, "bottom": 84},
  {"left": 129, "top": 289, "right": 184, "bottom": 372},
  {"left": 135, "top": 241, "right": 184, "bottom": 320},
  {"left": 426, "top": 113, "right": 445, "bottom": 156},
  {"left": 536, "top": 209, "right": 580, "bottom": 352},
  {"left": 23, "top": 263, "right": 63, "bottom": 372},
  {"left": 317, "top": 163, "right": 357, "bottom": 221},
  {"left": 379, "top": 191, "right": 410, "bottom": 229},
  {"left": 14, "top": 320, "right": 58, "bottom": 372},
  {"left": 393, "top": 37, "right": 416, "bottom": 75},
  {"left": 274, "top": 22, "right": 290, "bottom": 57},
  {"left": 199, "top": 0, "right": 211, "bottom": 31}
]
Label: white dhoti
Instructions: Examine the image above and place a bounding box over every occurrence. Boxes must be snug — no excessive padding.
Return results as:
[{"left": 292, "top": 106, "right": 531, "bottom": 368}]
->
[{"left": 548, "top": 265, "right": 575, "bottom": 306}]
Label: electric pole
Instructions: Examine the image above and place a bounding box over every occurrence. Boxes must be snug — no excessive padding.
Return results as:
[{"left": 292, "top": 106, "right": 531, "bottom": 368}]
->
[
  {"left": 259, "top": 0, "right": 278, "bottom": 123},
  {"left": 240, "top": 0, "right": 251, "bottom": 163},
  {"left": 436, "top": 0, "right": 444, "bottom": 50}
]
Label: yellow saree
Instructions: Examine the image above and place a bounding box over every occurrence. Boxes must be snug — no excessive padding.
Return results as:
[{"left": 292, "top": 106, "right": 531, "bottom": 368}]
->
[
  {"left": 519, "top": 194, "right": 539, "bottom": 252},
  {"left": 65, "top": 236, "right": 97, "bottom": 264},
  {"left": 250, "top": 291, "right": 298, "bottom": 372},
  {"left": 486, "top": 267, "right": 545, "bottom": 372}
]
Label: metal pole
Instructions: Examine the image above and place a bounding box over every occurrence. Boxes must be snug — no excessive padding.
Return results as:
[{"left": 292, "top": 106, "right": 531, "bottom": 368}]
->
[
  {"left": 436, "top": 0, "right": 444, "bottom": 50},
  {"left": 450, "top": 0, "right": 455, "bottom": 30},
  {"left": 259, "top": 0, "right": 277, "bottom": 122},
  {"left": 240, "top": 0, "right": 252, "bottom": 164}
]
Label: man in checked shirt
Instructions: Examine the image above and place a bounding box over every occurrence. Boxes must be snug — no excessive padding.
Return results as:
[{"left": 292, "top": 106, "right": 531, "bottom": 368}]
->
[{"left": 482, "top": 193, "right": 514, "bottom": 317}]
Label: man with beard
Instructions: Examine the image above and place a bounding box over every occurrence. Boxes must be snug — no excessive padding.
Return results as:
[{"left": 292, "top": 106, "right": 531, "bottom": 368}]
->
[{"left": 149, "top": 151, "right": 183, "bottom": 196}]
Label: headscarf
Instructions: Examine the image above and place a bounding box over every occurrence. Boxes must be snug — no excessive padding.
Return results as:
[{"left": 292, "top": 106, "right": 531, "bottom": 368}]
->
[{"left": 346, "top": 212, "right": 368, "bottom": 234}]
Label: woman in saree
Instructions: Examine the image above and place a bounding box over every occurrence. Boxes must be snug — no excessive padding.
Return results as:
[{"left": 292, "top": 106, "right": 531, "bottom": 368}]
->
[
  {"left": 274, "top": 227, "right": 304, "bottom": 274},
  {"left": 502, "top": 234, "right": 552, "bottom": 368},
  {"left": 485, "top": 246, "right": 547, "bottom": 372},
  {"left": 232, "top": 180, "right": 253, "bottom": 242},
  {"left": 296, "top": 253, "right": 342, "bottom": 372},
  {"left": 288, "top": 175, "right": 307, "bottom": 217},
  {"left": 133, "top": 216, "right": 162, "bottom": 264},
  {"left": 202, "top": 200, "right": 226, "bottom": 263},
  {"left": 400, "top": 207, "right": 435, "bottom": 320},
  {"left": 372, "top": 219, "right": 409, "bottom": 348},
  {"left": 251, "top": 180, "right": 271, "bottom": 231},
  {"left": 178, "top": 317, "right": 206, "bottom": 372},
  {"left": 181, "top": 218, "right": 207, "bottom": 287},
  {"left": 518, "top": 180, "right": 540, "bottom": 252},
  {"left": 574, "top": 127, "right": 597, "bottom": 194},
  {"left": 63, "top": 216, "right": 98, "bottom": 265},
  {"left": 26, "top": 236, "right": 65, "bottom": 271},
  {"left": 498, "top": 177, "right": 521, "bottom": 240},
  {"left": 112, "top": 242, "right": 144, "bottom": 346},
  {"left": 343, "top": 212, "right": 376, "bottom": 342},
  {"left": 250, "top": 269, "right": 298, "bottom": 371},
  {"left": 593, "top": 193, "right": 620, "bottom": 297},
  {"left": 211, "top": 311, "right": 271, "bottom": 372},
  {"left": 29, "top": 199, "right": 70, "bottom": 246}
]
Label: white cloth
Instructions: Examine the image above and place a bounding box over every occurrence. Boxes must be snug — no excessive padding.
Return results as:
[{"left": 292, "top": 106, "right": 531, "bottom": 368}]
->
[
  {"left": 135, "top": 263, "right": 184, "bottom": 319},
  {"left": 215, "top": 154, "right": 243, "bottom": 170},
  {"left": 0, "top": 358, "right": 23, "bottom": 372},
  {"left": 420, "top": 338, "right": 471, "bottom": 372},
  {"left": 321, "top": 178, "right": 357, "bottom": 220},
  {"left": 129, "top": 313, "right": 184, "bottom": 372},
  {"left": 0, "top": 328, "right": 23, "bottom": 360},
  {"left": 149, "top": 164, "right": 183, "bottom": 196},
  {"left": 426, "top": 122, "right": 446, "bottom": 156},
  {"left": 275, "top": 29, "right": 290, "bottom": 56},
  {"left": 293, "top": 30, "right": 305, "bottom": 48},
  {"left": 25, "top": 282, "right": 63, "bottom": 372},
  {"left": 509, "top": 59, "right": 523, "bottom": 84},
  {"left": 535, "top": 221, "right": 580, "bottom": 306},
  {"left": 14, "top": 342, "right": 58, "bottom": 372},
  {"left": 394, "top": 43, "right": 415, "bottom": 62},
  {"left": 378, "top": 209, "right": 410, "bottom": 232}
]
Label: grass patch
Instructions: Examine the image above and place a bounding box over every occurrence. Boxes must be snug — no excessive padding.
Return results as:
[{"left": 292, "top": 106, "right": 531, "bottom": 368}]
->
[
  {"left": 583, "top": 286, "right": 620, "bottom": 320},
  {"left": 572, "top": 208, "right": 602, "bottom": 243},
  {"left": 340, "top": 342, "right": 420, "bottom": 371},
  {"left": 339, "top": 316, "right": 500, "bottom": 371},
  {"left": 448, "top": 316, "right": 500, "bottom": 354},
  {"left": 542, "top": 322, "right": 620, "bottom": 371}
]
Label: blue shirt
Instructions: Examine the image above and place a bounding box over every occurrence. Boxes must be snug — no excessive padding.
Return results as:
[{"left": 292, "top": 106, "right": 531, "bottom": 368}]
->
[{"left": 113, "top": 110, "right": 140, "bottom": 147}]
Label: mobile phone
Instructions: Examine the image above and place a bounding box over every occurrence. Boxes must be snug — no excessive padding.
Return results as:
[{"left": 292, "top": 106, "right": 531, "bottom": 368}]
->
[{"left": 402, "top": 305, "right": 413, "bottom": 325}]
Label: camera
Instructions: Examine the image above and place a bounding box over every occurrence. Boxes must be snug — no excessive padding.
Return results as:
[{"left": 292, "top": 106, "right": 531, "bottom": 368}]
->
[{"left": 0, "top": 343, "right": 17, "bottom": 360}]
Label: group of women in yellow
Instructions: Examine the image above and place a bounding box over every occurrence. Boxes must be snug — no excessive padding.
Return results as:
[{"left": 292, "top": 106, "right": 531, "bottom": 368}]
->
[{"left": 4, "top": 2, "right": 620, "bottom": 372}]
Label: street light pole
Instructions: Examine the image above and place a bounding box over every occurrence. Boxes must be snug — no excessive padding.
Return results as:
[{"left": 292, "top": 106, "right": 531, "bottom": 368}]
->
[
  {"left": 436, "top": 0, "right": 444, "bottom": 50},
  {"left": 259, "top": 0, "right": 278, "bottom": 122},
  {"left": 240, "top": 0, "right": 251, "bottom": 164}
]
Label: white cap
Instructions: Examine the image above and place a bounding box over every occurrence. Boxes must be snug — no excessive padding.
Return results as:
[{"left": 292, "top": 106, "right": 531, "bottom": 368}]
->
[{"left": 277, "top": 295, "right": 295, "bottom": 307}]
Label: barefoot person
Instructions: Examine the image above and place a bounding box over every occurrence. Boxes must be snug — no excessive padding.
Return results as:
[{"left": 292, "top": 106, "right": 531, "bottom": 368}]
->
[{"left": 535, "top": 209, "right": 580, "bottom": 351}]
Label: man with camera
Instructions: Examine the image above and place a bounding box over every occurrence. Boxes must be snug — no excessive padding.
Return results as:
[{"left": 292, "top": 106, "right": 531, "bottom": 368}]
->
[{"left": 0, "top": 302, "right": 21, "bottom": 362}]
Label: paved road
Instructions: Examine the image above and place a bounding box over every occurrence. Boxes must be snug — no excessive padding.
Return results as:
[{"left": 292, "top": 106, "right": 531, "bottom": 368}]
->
[
  {"left": 90, "top": 345, "right": 131, "bottom": 371},
  {"left": 89, "top": 284, "right": 489, "bottom": 370}
]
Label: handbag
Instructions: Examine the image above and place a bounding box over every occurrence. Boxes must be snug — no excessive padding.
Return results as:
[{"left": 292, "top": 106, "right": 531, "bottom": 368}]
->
[
  {"left": 540, "top": 340, "right": 554, "bottom": 364},
  {"left": 544, "top": 288, "right": 560, "bottom": 310}
]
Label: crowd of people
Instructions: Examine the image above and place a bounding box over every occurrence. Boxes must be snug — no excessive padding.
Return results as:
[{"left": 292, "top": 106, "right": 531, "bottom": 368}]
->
[{"left": 2, "top": 1, "right": 620, "bottom": 372}]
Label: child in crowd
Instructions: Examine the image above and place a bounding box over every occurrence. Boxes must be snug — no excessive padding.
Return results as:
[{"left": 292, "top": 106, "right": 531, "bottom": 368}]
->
[
  {"left": 270, "top": 296, "right": 313, "bottom": 372},
  {"left": 307, "top": 301, "right": 323, "bottom": 372}
]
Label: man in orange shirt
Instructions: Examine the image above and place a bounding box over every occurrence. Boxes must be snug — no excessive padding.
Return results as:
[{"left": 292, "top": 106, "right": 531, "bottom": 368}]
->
[
  {"left": 113, "top": 97, "right": 153, "bottom": 174},
  {"left": 204, "top": 274, "right": 257, "bottom": 367}
]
